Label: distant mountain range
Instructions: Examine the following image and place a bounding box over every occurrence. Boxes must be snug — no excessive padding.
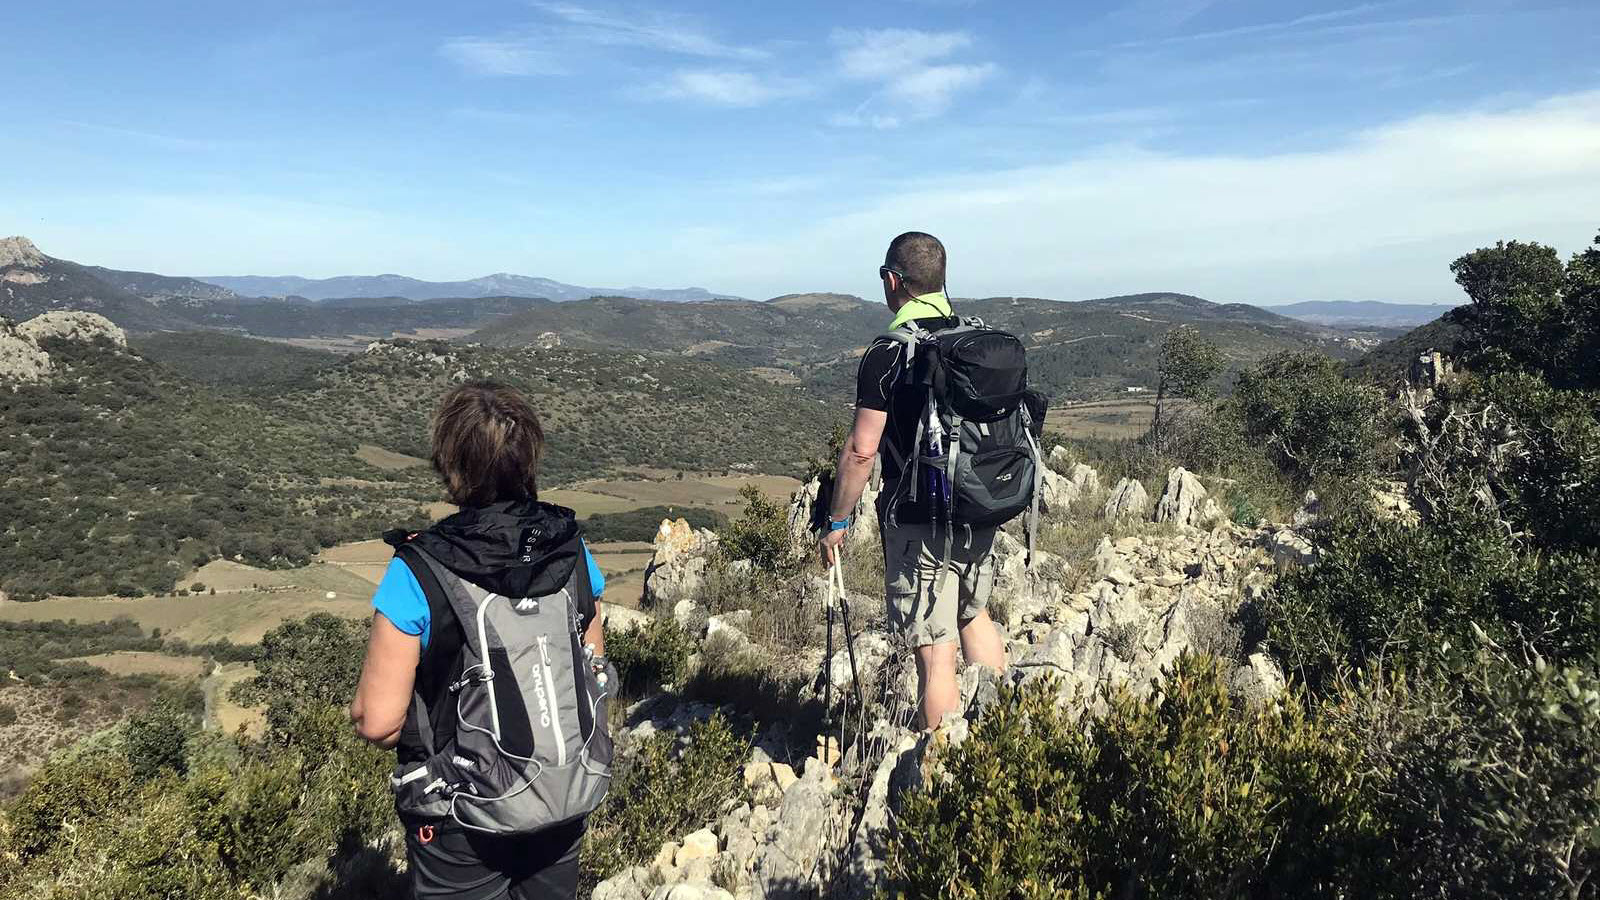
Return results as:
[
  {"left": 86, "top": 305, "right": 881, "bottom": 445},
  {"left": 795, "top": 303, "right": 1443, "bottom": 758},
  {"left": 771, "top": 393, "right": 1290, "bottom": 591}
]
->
[
  {"left": 2, "top": 235, "right": 1467, "bottom": 399},
  {"left": 193, "top": 272, "right": 742, "bottom": 303},
  {"left": 1259, "top": 300, "right": 1460, "bottom": 328}
]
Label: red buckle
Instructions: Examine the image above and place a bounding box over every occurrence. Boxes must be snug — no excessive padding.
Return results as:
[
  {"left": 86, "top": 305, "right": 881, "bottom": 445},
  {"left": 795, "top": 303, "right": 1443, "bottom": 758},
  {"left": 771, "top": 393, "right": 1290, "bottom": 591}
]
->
[{"left": 417, "top": 824, "right": 435, "bottom": 845}]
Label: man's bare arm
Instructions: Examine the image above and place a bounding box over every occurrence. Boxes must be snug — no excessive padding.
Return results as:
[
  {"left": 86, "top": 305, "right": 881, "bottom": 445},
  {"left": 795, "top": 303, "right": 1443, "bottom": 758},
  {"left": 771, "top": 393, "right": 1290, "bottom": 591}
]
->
[{"left": 830, "top": 406, "right": 888, "bottom": 522}]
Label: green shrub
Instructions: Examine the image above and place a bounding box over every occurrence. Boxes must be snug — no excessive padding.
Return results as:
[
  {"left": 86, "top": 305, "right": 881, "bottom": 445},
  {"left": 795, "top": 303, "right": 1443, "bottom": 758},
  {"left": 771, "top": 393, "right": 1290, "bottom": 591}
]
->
[
  {"left": 581, "top": 714, "right": 750, "bottom": 893},
  {"left": 607, "top": 617, "right": 695, "bottom": 697},
  {"left": 717, "top": 484, "right": 801, "bottom": 575},
  {"left": 7, "top": 744, "right": 136, "bottom": 860},
  {"left": 1330, "top": 642, "right": 1600, "bottom": 898},
  {"left": 884, "top": 655, "right": 1372, "bottom": 899},
  {"left": 1407, "top": 373, "right": 1600, "bottom": 553},
  {"left": 0, "top": 705, "right": 15, "bottom": 727},
  {"left": 229, "top": 613, "right": 367, "bottom": 739},
  {"left": 1265, "top": 505, "right": 1600, "bottom": 690},
  {"left": 125, "top": 699, "right": 196, "bottom": 780},
  {"left": 1234, "top": 351, "right": 1387, "bottom": 491}
]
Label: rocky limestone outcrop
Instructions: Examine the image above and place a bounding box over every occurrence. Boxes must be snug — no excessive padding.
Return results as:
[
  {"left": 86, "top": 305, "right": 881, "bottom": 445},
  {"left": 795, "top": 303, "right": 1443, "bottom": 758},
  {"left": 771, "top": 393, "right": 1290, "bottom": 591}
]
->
[
  {"left": 1152, "top": 467, "right": 1222, "bottom": 528},
  {"left": 17, "top": 311, "right": 128, "bottom": 348},
  {"left": 1, "top": 312, "right": 127, "bottom": 384},
  {"left": 0, "top": 319, "right": 53, "bottom": 383},
  {"left": 601, "top": 474, "right": 1294, "bottom": 900},
  {"left": 1103, "top": 477, "right": 1149, "bottom": 520},
  {"left": 786, "top": 477, "right": 880, "bottom": 551},
  {"left": 645, "top": 518, "right": 720, "bottom": 609},
  {"left": 0, "top": 236, "right": 46, "bottom": 272}
]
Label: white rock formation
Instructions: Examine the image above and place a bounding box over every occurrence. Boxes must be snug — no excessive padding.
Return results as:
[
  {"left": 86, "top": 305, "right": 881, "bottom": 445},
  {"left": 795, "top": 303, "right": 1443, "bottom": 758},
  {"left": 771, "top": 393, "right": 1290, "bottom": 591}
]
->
[
  {"left": 1103, "top": 478, "right": 1149, "bottom": 520},
  {"left": 17, "top": 311, "right": 128, "bottom": 348},
  {"left": 1153, "top": 467, "right": 1218, "bottom": 527}
]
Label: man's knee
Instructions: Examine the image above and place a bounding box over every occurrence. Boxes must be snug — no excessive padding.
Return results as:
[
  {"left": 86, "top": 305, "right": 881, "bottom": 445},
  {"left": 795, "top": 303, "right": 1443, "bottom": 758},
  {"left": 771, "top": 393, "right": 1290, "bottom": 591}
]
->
[{"left": 915, "top": 641, "right": 959, "bottom": 676}]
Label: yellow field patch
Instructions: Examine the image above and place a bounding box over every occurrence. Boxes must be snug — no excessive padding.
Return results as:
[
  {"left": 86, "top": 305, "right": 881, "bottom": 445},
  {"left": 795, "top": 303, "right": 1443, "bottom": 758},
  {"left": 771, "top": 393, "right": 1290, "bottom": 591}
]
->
[
  {"left": 68, "top": 651, "right": 208, "bottom": 679},
  {"left": 355, "top": 444, "right": 427, "bottom": 470},
  {"left": 185, "top": 558, "right": 376, "bottom": 597},
  {"left": 1050, "top": 399, "right": 1159, "bottom": 440},
  {"left": 211, "top": 662, "right": 266, "bottom": 739},
  {"left": 0, "top": 592, "right": 371, "bottom": 644}
]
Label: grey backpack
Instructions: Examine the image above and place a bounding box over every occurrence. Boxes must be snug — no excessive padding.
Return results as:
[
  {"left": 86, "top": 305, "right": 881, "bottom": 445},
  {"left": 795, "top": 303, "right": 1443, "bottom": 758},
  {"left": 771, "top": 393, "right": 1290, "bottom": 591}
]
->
[{"left": 388, "top": 541, "right": 614, "bottom": 834}]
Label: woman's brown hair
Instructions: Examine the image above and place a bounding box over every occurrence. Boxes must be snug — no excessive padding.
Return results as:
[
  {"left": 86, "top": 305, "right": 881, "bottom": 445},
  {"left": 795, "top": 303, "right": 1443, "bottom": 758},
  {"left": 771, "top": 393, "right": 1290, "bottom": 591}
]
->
[{"left": 430, "top": 381, "right": 546, "bottom": 507}]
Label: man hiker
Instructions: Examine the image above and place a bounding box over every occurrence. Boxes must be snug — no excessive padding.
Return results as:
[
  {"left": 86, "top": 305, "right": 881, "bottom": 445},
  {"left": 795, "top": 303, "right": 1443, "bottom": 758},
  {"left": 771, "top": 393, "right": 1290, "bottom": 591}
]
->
[{"left": 818, "top": 231, "right": 1014, "bottom": 730}]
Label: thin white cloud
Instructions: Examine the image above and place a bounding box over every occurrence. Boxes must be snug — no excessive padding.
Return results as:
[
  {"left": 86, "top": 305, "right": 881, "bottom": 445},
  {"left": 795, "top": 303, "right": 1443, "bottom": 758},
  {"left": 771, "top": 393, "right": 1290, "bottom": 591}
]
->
[
  {"left": 650, "top": 91, "right": 1600, "bottom": 304},
  {"left": 57, "top": 120, "right": 228, "bottom": 152},
  {"left": 832, "top": 28, "right": 973, "bottom": 80},
  {"left": 531, "top": 2, "right": 768, "bottom": 60},
  {"left": 440, "top": 37, "right": 564, "bottom": 76},
  {"left": 886, "top": 63, "right": 997, "bottom": 108},
  {"left": 828, "top": 29, "right": 994, "bottom": 128},
  {"left": 646, "top": 70, "right": 807, "bottom": 107}
]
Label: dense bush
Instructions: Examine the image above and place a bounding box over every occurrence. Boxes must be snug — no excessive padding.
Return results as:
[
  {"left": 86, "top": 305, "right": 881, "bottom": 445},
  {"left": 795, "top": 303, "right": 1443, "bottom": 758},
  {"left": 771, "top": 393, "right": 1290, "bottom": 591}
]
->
[
  {"left": 581, "top": 714, "right": 749, "bottom": 894},
  {"left": 885, "top": 655, "right": 1372, "bottom": 900},
  {"left": 886, "top": 645, "right": 1600, "bottom": 899},
  {"left": 607, "top": 617, "right": 695, "bottom": 697},
  {"left": 229, "top": 612, "right": 367, "bottom": 738},
  {"left": 1337, "top": 643, "right": 1600, "bottom": 899},
  {"left": 1266, "top": 505, "right": 1600, "bottom": 690},
  {"left": 717, "top": 484, "right": 802, "bottom": 575},
  {"left": 0, "top": 616, "right": 395, "bottom": 900},
  {"left": 1405, "top": 372, "right": 1600, "bottom": 553},
  {"left": 1234, "top": 351, "right": 1387, "bottom": 491}
]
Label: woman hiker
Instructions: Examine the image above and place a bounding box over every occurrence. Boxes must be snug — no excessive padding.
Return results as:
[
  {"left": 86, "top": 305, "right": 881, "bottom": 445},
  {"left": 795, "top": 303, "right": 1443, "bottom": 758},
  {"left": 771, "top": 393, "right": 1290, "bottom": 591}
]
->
[{"left": 350, "top": 381, "right": 613, "bottom": 899}]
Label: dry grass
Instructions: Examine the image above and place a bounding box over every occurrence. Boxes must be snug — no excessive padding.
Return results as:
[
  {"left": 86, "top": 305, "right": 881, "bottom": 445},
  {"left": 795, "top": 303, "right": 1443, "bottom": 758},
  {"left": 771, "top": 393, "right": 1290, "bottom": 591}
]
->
[
  {"left": 0, "top": 591, "right": 371, "bottom": 644},
  {"left": 354, "top": 444, "right": 426, "bottom": 471},
  {"left": 1050, "top": 399, "right": 1158, "bottom": 440},
  {"left": 210, "top": 662, "right": 266, "bottom": 739},
  {"left": 67, "top": 651, "right": 207, "bottom": 679}
]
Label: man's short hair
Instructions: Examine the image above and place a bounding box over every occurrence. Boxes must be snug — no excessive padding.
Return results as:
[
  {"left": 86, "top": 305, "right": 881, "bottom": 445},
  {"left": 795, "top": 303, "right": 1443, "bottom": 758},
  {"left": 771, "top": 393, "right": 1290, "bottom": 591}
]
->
[{"left": 884, "top": 232, "right": 946, "bottom": 295}]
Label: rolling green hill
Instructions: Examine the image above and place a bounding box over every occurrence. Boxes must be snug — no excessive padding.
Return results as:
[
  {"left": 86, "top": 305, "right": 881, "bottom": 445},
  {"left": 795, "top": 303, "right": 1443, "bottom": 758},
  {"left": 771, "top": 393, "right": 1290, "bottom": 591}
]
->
[
  {"left": 130, "top": 332, "right": 346, "bottom": 389},
  {"left": 0, "top": 326, "right": 840, "bottom": 597},
  {"left": 276, "top": 339, "right": 841, "bottom": 487},
  {"left": 0, "top": 334, "right": 431, "bottom": 598}
]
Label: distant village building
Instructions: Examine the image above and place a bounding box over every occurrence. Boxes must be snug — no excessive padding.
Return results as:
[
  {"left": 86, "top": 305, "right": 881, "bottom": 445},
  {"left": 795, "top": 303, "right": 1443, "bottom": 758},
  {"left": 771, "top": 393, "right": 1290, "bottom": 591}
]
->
[{"left": 1125, "top": 386, "right": 1147, "bottom": 393}]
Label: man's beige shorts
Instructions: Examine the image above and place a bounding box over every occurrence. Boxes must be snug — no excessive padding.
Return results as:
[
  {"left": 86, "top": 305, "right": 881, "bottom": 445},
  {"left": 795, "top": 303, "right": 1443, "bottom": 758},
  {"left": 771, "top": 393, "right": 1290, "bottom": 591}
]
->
[{"left": 882, "top": 522, "right": 997, "bottom": 648}]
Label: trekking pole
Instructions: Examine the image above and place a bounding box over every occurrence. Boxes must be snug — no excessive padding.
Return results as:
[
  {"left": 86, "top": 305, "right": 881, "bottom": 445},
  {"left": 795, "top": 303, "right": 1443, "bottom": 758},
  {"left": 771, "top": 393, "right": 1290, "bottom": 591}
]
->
[
  {"left": 830, "top": 557, "right": 865, "bottom": 717},
  {"left": 823, "top": 562, "right": 835, "bottom": 728}
]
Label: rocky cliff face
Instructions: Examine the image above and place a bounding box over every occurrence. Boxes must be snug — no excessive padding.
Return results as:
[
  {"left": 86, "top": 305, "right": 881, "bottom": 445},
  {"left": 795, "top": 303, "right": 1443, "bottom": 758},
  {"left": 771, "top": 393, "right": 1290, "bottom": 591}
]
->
[
  {"left": 598, "top": 461, "right": 1307, "bottom": 900},
  {"left": 0, "top": 311, "right": 127, "bottom": 384}
]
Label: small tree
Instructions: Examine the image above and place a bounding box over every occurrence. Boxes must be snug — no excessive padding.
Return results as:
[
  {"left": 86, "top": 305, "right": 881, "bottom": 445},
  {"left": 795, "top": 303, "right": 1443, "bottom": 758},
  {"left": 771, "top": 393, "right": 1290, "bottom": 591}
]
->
[
  {"left": 1234, "top": 351, "right": 1384, "bottom": 490},
  {"left": 1152, "top": 327, "right": 1225, "bottom": 453}
]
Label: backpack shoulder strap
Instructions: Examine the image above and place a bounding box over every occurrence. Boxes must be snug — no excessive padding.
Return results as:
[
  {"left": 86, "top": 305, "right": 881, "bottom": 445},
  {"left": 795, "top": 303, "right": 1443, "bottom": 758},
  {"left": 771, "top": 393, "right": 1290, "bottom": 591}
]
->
[{"left": 393, "top": 542, "right": 466, "bottom": 756}]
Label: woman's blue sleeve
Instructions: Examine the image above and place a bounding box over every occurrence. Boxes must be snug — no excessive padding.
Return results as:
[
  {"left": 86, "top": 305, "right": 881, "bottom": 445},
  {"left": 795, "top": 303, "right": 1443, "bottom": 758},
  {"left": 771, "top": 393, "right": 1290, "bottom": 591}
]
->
[
  {"left": 582, "top": 541, "right": 606, "bottom": 599},
  {"left": 371, "top": 557, "right": 432, "bottom": 650}
]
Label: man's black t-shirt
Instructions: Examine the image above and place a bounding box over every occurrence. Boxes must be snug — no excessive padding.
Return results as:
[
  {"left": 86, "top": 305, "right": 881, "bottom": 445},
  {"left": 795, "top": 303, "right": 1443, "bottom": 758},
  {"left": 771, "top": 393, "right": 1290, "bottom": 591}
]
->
[{"left": 855, "top": 315, "right": 959, "bottom": 524}]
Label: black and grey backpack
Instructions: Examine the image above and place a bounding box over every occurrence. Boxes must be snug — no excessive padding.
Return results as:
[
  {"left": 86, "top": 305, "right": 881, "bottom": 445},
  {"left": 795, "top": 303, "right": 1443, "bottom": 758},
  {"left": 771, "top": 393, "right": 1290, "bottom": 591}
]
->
[
  {"left": 880, "top": 317, "right": 1048, "bottom": 585},
  {"left": 385, "top": 533, "right": 614, "bottom": 835}
]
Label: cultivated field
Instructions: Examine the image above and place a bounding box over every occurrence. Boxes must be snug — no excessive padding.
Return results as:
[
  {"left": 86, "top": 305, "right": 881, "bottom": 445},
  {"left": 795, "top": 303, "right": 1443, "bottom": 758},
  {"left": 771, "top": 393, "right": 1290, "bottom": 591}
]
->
[
  {"left": 1050, "top": 398, "right": 1158, "bottom": 440},
  {"left": 68, "top": 651, "right": 208, "bottom": 679},
  {"left": 0, "top": 590, "right": 371, "bottom": 644}
]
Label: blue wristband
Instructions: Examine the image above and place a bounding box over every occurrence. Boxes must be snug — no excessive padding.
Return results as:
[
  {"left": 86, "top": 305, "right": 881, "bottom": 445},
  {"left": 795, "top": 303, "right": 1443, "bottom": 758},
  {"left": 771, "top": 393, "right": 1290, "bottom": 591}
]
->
[{"left": 828, "top": 516, "right": 852, "bottom": 532}]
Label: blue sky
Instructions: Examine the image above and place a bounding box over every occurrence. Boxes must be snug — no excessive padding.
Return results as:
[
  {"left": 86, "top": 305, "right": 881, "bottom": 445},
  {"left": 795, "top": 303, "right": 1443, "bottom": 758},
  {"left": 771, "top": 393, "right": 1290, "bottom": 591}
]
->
[{"left": 4, "top": 0, "right": 1598, "bottom": 303}]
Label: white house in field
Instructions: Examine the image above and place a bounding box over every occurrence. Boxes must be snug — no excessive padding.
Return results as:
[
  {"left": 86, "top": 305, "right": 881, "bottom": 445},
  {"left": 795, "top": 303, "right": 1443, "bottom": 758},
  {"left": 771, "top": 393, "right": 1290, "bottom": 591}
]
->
[{"left": 1125, "top": 386, "right": 1147, "bottom": 393}]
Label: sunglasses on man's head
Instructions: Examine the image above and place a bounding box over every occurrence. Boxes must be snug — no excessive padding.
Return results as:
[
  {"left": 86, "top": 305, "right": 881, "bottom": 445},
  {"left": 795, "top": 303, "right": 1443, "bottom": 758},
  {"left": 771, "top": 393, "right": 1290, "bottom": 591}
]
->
[{"left": 879, "top": 265, "right": 905, "bottom": 281}]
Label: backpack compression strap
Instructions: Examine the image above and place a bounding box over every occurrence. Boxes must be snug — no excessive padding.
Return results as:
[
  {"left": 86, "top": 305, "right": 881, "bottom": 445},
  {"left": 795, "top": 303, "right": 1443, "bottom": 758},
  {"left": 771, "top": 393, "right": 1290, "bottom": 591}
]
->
[{"left": 394, "top": 542, "right": 461, "bottom": 756}]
